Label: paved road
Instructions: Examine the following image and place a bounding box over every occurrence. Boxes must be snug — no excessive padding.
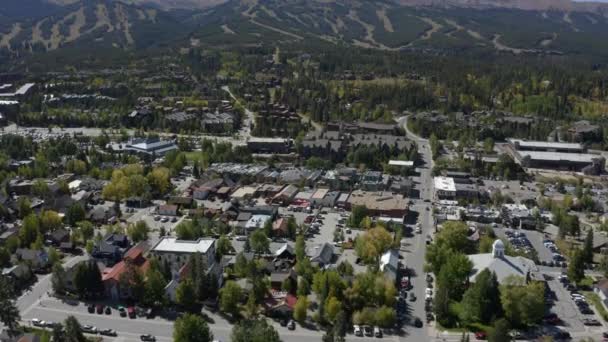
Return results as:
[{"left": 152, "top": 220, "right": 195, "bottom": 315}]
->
[
  {"left": 23, "top": 297, "right": 386, "bottom": 342},
  {"left": 222, "top": 85, "right": 254, "bottom": 142},
  {"left": 18, "top": 255, "right": 89, "bottom": 316},
  {"left": 398, "top": 115, "right": 435, "bottom": 341}
]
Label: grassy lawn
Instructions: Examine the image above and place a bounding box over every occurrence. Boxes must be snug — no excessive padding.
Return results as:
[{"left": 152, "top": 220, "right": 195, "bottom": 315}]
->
[{"left": 582, "top": 291, "right": 608, "bottom": 321}]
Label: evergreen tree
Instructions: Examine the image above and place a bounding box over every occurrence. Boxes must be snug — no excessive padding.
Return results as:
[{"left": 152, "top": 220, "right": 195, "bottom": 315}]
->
[
  {"left": 0, "top": 277, "right": 20, "bottom": 337},
  {"left": 583, "top": 229, "right": 594, "bottom": 264}
]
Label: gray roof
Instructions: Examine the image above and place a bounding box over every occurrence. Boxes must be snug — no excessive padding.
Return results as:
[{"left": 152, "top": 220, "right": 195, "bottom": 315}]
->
[
  {"left": 467, "top": 253, "right": 537, "bottom": 284},
  {"left": 307, "top": 243, "right": 334, "bottom": 265}
]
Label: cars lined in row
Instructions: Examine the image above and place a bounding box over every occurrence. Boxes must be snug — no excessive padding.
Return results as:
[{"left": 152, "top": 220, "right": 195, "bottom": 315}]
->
[{"left": 353, "top": 325, "right": 383, "bottom": 338}]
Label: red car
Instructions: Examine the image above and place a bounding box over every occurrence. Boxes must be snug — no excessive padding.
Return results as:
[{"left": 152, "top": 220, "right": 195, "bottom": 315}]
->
[
  {"left": 475, "top": 332, "right": 487, "bottom": 340},
  {"left": 128, "top": 306, "right": 136, "bottom": 318}
]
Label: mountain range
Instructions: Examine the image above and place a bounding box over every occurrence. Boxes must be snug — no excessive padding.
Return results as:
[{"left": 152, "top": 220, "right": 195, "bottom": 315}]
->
[{"left": 2, "top": 0, "right": 608, "bottom": 58}]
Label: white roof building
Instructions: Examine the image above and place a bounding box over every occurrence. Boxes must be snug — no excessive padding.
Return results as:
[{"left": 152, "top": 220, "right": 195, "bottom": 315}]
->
[
  {"left": 467, "top": 240, "right": 537, "bottom": 284},
  {"left": 379, "top": 250, "right": 399, "bottom": 282},
  {"left": 434, "top": 176, "right": 456, "bottom": 192},
  {"left": 245, "top": 215, "right": 271, "bottom": 231},
  {"left": 152, "top": 237, "right": 215, "bottom": 254}
]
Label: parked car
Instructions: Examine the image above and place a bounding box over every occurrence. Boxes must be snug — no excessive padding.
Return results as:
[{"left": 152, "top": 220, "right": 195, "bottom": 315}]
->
[
  {"left": 474, "top": 331, "right": 487, "bottom": 340},
  {"left": 100, "top": 329, "right": 117, "bottom": 337},
  {"left": 354, "top": 325, "right": 363, "bottom": 337},
  {"left": 374, "top": 326, "right": 383, "bottom": 338},
  {"left": 583, "top": 318, "right": 601, "bottom": 326},
  {"left": 87, "top": 304, "right": 95, "bottom": 313},
  {"left": 413, "top": 317, "right": 423, "bottom": 328},
  {"left": 96, "top": 304, "right": 104, "bottom": 314},
  {"left": 128, "top": 306, "right": 136, "bottom": 318},
  {"left": 31, "top": 318, "right": 44, "bottom": 327},
  {"left": 140, "top": 334, "right": 156, "bottom": 341},
  {"left": 105, "top": 306, "right": 112, "bottom": 315},
  {"left": 82, "top": 325, "right": 97, "bottom": 334},
  {"left": 287, "top": 320, "right": 296, "bottom": 330},
  {"left": 363, "top": 325, "right": 373, "bottom": 337},
  {"left": 118, "top": 306, "right": 127, "bottom": 317}
]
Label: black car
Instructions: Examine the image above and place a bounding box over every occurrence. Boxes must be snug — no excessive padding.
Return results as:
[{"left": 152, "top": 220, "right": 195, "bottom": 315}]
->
[
  {"left": 105, "top": 306, "right": 112, "bottom": 315},
  {"left": 413, "top": 318, "right": 423, "bottom": 328},
  {"left": 87, "top": 304, "right": 95, "bottom": 313},
  {"left": 140, "top": 334, "right": 156, "bottom": 341}
]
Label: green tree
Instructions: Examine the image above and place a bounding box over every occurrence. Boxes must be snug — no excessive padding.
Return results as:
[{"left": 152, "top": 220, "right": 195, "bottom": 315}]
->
[
  {"left": 325, "top": 296, "right": 342, "bottom": 323},
  {"left": 147, "top": 167, "right": 171, "bottom": 194},
  {"left": 231, "top": 319, "right": 281, "bottom": 342},
  {"left": 582, "top": 229, "right": 594, "bottom": 264},
  {"left": 355, "top": 226, "right": 394, "bottom": 264},
  {"left": 295, "top": 235, "right": 306, "bottom": 262},
  {"left": 19, "top": 213, "right": 40, "bottom": 247},
  {"left": 426, "top": 220, "right": 473, "bottom": 274},
  {"left": 216, "top": 235, "right": 233, "bottom": 259},
  {"left": 173, "top": 313, "right": 213, "bottom": 342},
  {"left": 263, "top": 218, "right": 273, "bottom": 237},
  {"left": 249, "top": 230, "right": 270, "bottom": 254},
  {"left": 374, "top": 306, "right": 396, "bottom": 328},
  {"left": 459, "top": 269, "right": 502, "bottom": 324},
  {"left": 17, "top": 196, "right": 32, "bottom": 219},
  {"left": 118, "top": 262, "right": 145, "bottom": 301},
  {"left": 294, "top": 296, "right": 309, "bottom": 324},
  {"left": 500, "top": 276, "right": 544, "bottom": 327},
  {"left": 287, "top": 216, "right": 298, "bottom": 239},
  {"left": 127, "top": 221, "right": 150, "bottom": 243},
  {"left": 436, "top": 251, "right": 473, "bottom": 300},
  {"left": 0, "top": 277, "right": 20, "bottom": 336},
  {"left": 48, "top": 247, "right": 61, "bottom": 266},
  {"left": 176, "top": 278, "right": 198, "bottom": 313},
  {"left": 76, "top": 221, "right": 94, "bottom": 241},
  {"left": 66, "top": 204, "right": 86, "bottom": 226},
  {"left": 40, "top": 210, "right": 62, "bottom": 233},
  {"left": 348, "top": 205, "right": 368, "bottom": 228},
  {"left": 144, "top": 268, "right": 167, "bottom": 307},
  {"left": 489, "top": 318, "right": 511, "bottom": 342},
  {"left": 51, "top": 263, "right": 66, "bottom": 295},
  {"left": 568, "top": 248, "right": 586, "bottom": 284},
  {"left": 220, "top": 280, "right": 242, "bottom": 317},
  {"left": 63, "top": 316, "right": 86, "bottom": 342}
]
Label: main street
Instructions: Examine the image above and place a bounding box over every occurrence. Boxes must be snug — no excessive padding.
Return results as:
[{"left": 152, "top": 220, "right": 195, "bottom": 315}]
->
[{"left": 397, "top": 115, "right": 435, "bottom": 341}]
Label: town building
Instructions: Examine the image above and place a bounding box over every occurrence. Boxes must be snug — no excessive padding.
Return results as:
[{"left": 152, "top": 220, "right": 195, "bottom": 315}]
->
[
  {"left": 150, "top": 237, "right": 218, "bottom": 277},
  {"left": 346, "top": 190, "right": 408, "bottom": 218},
  {"left": 467, "top": 240, "right": 539, "bottom": 284},
  {"left": 506, "top": 138, "right": 605, "bottom": 174}
]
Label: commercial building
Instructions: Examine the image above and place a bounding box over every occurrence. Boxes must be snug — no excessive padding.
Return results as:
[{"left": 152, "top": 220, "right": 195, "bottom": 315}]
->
[
  {"left": 118, "top": 137, "right": 178, "bottom": 156},
  {"left": 346, "top": 190, "right": 408, "bottom": 218},
  {"left": 434, "top": 176, "right": 479, "bottom": 200},
  {"left": 150, "top": 237, "right": 217, "bottom": 275},
  {"left": 506, "top": 138, "right": 605, "bottom": 174},
  {"left": 247, "top": 137, "right": 292, "bottom": 154}
]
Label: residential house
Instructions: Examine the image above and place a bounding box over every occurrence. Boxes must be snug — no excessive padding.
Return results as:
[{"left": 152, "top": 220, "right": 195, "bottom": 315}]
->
[
  {"left": 46, "top": 228, "right": 70, "bottom": 246},
  {"left": 91, "top": 241, "right": 123, "bottom": 265},
  {"left": 102, "top": 243, "right": 150, "bottom": 300},
  {"left": 272, "top": 218, "right": 289, "bottom": 237},
  {"left": 594, "top": 278, "right": 608, "bottom": 311},
  {"left": 307, "top": 243, "right": 335, "bottom": 268},
  {"left": 158, "top": 204, "right": 179, "bottom": 217},
  {"left": 14, "top": 249, "right": 49, "bottom": 270}
]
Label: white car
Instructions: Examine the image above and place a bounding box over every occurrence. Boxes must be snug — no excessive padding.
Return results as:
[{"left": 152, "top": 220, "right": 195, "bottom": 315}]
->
[
  {"left": 353, "top": 325, "right": 363, "bottom": 337},
  {"left": 415, "top": 226, "right": 422, "bottom": 234},
  {"left": 31, "top": 318, "right": 44, "bottom": 327},
  {"left": 425, "top": 288, "right": 433, "bottom": 296}
]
